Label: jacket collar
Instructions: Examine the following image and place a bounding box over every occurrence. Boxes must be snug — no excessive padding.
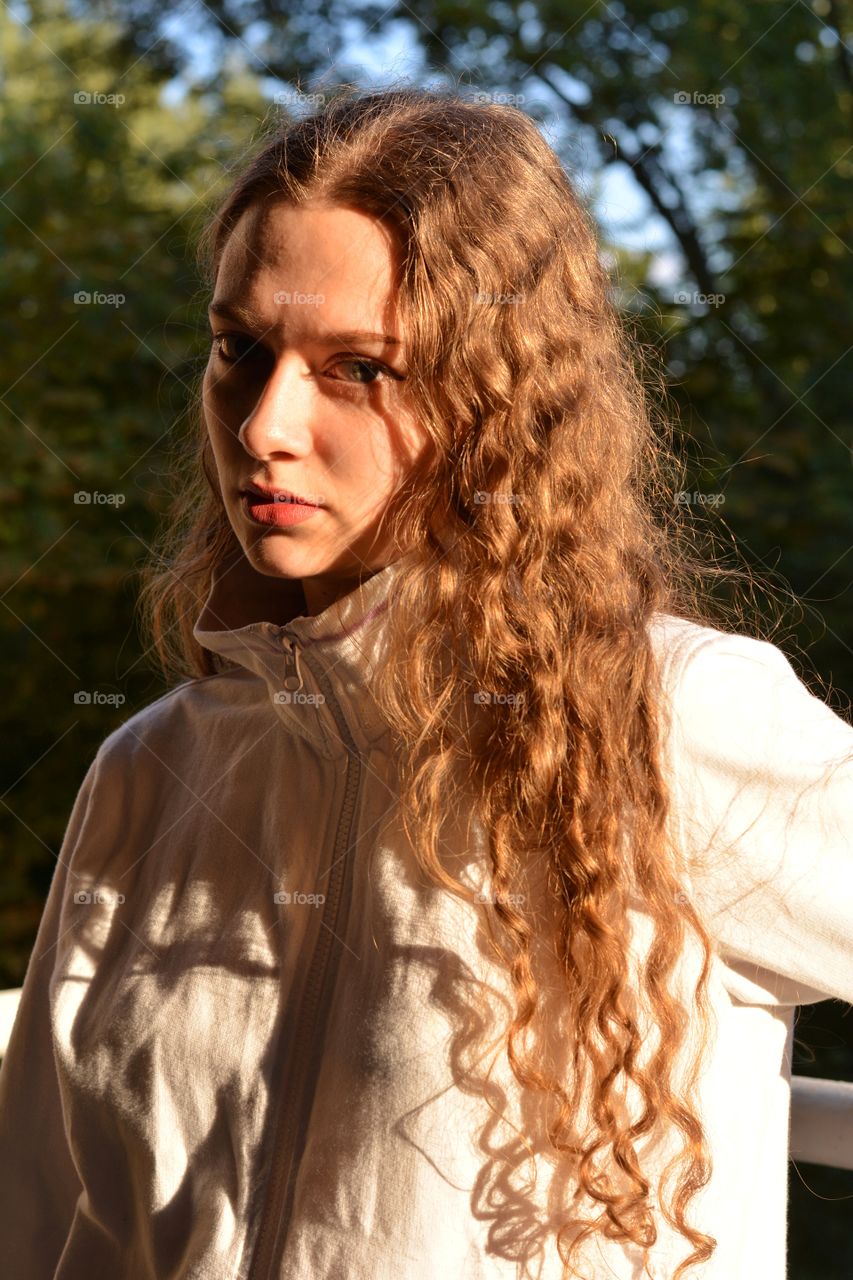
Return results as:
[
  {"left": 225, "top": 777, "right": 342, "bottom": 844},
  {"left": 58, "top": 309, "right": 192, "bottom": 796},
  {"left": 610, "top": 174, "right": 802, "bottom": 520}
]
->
[{"left": 192, "top": 547, "right": 418, "bottom": 758}]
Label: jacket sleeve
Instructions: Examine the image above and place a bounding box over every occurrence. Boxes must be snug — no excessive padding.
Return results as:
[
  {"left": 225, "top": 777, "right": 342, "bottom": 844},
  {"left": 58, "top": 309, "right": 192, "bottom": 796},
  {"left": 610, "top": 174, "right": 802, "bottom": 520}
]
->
[
  {"left": 0, "top": 747, "right": 103, "bottom": 1277},
  {"left": 664, "top": 628, "right": 853, "bottom": 1008}
]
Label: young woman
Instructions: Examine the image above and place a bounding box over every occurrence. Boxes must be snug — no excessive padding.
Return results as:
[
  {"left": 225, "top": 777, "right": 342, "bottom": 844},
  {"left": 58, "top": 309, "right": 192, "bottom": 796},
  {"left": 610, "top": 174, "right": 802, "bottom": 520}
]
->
[{"left": 0, "top": 85, "right": 851, "bottom": 1280}]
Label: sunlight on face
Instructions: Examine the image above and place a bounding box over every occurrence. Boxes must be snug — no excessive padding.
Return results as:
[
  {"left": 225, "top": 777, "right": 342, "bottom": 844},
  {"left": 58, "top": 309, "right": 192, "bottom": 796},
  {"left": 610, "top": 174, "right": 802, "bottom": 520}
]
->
[{"left": 202, "top": 200, "right": 429, "bottom": 616}]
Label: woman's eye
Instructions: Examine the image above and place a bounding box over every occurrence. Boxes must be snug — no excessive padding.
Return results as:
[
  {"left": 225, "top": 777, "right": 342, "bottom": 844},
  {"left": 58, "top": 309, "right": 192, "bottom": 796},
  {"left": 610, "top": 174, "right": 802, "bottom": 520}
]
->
[
  {"left": 210, "top": 338, "right": 401, "bottom": 389},
  {"left": 211, "top": 333, "right": 259, "bottom": 364},
  {"left": 328, "top": 358, "right": 390, "bottom": 387}
]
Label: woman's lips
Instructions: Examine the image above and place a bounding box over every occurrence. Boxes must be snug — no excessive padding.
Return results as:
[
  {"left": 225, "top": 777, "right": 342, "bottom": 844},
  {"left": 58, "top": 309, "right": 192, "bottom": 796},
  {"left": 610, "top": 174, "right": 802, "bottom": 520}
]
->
[{"left": 241, "top": 492, "right": 322, "bottom": 527}]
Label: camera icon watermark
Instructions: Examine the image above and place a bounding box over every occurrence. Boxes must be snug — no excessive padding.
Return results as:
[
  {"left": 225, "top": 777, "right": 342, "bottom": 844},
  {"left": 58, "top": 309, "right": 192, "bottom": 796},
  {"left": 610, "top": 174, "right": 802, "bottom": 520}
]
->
[
  {"left": 73, "top": 90, "right": 125, "bottom": 107},
  {"left": 674, "top": 491, "right": 725, "bottom": 507},
  {"left": 472, "top": 689, "right": 525, "bottom": 706},
  {"left": 473, "top": 291, "right": 524, "bottom": 305},
  {"left": 673, "top": 91, "right": 725, "bottom": 108},
  {"left": 476, "top": 890, "right": 526, "bottom": 906},
  {"left": 73, "top": 888, "right": 126, "bottom": 905},
  {"left": 73, "top": 291, "right": 126, "bottom": 307},
  {"left": 73, "top": 690, "right": 126, "bottom": 706},
  {"left": 273, "top": 890, "right": 326, "bottom": 906},
  {"left": 674, "top": 290, "right": 725, "bottom": 308},
  {"left": 468, "top": 91, "right": 526, "bottom": 106},
  {"left": 73, "top": 490, "right": 126, "bottom": 505},
  {"left": 273, "top": 690, "right": 326, "bottom": 705},
  {"left": 273, "top": 90, "right": 327, "bottom": 108},
  {"left": 473, "top": 490, "right": 524, "bottom": 505},
  {"left": 273, "top": 290, "right": 325, "bottom": 306}
]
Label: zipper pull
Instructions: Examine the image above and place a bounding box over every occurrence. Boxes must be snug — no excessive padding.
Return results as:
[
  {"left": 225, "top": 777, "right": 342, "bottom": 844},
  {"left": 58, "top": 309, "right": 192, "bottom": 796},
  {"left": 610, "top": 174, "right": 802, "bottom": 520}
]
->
[{"left": 281, "top": 634, "right": 304, "bottom": 693}]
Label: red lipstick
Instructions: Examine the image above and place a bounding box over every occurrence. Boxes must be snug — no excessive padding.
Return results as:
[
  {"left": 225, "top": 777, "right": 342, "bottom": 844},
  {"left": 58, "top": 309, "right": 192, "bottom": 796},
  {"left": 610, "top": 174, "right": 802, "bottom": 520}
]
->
[{"left": 240, "top": 482, "right": 323, "bottom": 528}]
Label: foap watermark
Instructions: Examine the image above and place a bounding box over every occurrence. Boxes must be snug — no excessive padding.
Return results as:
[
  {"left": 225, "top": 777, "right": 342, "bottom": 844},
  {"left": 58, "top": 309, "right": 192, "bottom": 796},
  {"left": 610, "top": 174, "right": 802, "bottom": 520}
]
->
[
  {"left": 476, "top": 890, "right": 526, "bottom": 907},
  {"left": 473, "top": 291, "right": 524, "bottom": 305},
  {"left": 73, "top": 888, "right": 126, "bottom": 905},
  {"left": 468, "top": 91, "right": 526, "bottom": 106},
  {"left": 675, "top": 491, "right": 725, "bottom": 507},
  {"left": 74, "top": 291, "right": 126, "bottom": 307},
  {"left": 473, "top": 491, "right": 524, "bottom": 505},
  {"left": 674, "top": 290, "right": 725, "bottom": 308},
  {"left": 74, "top": 90, "right": 125, "bottom": 108},
  {"left": 274, "top": 890, "right": 326, "bottom": 906},
  {"left": 273, "top": 90, "right": 327, "bottom": 108},
  {"left": 273, "top": 290, "right": 325, "bottom": 306},
  {"left": 73, "top": 490, "right": 126, "bottom": 505},
  {"left": 273, "top": 690, "right": 326, "bottom": 706},
  {"left": 74, "top": 691, "right": 126, "bottom": 706},
  {"left": 673, "top": 91, "right": 726, "bottom": 108},
  {"left": 473, "top": 690, "right": 525, "bottom": 706},
  {"left": 257, "top": 490, "right": 325, "bottom": 506}
]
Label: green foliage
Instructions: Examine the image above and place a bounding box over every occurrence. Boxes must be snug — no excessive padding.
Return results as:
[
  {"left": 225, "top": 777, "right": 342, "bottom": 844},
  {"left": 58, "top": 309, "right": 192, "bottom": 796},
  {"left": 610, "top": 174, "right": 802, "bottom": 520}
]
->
[{"left": 0, "top": 10, "right": 272, "bottom": 982}]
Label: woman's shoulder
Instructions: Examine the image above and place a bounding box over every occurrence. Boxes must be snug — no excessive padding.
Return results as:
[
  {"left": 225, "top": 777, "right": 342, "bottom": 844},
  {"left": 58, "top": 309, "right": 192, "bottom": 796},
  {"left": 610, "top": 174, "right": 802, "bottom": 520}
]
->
[
  {"left": 650, "top": 608, "right": 852, "bottom": 743},
  {"left": 645, "top": 610, "right": 819, "bottom": 736},
  {"left": 647, "top": 610, "right": 794, "bottom": 689},
  {"left": 93, "top": 667, "right": 265, "bottom": 772},
  {"left": 647, "top": 609, "right": 853, "bottom": 763}
]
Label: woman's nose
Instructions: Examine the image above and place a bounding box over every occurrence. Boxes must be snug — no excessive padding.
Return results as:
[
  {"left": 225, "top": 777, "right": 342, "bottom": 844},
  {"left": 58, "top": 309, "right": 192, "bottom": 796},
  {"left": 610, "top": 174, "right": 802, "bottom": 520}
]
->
[{"left": 238, "top": 354, "right": 315, "bottom": 458}]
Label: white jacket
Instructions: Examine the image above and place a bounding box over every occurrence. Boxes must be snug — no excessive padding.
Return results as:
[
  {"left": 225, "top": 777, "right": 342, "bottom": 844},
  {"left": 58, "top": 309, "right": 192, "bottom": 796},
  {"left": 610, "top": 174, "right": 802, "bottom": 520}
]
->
[{"left": 1, "top": 554, "right": 851, "bottom": 1279}]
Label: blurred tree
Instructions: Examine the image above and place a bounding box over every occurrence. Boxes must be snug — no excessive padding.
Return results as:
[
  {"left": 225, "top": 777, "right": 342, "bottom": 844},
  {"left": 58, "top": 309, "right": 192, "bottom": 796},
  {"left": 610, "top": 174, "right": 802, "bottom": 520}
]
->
[{"left": 0, "top": 6, "right": 273, "bottom": 981}]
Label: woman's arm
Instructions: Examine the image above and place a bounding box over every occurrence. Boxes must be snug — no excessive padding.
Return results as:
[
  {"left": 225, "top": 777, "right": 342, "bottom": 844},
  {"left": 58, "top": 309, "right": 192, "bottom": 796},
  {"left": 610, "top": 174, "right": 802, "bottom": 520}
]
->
[
  {"left": 0, "top": 749, "right": 103, "bottom": 1277},
  {"left": 663, "top": 626, "right": 853, "bottom": 1007}
]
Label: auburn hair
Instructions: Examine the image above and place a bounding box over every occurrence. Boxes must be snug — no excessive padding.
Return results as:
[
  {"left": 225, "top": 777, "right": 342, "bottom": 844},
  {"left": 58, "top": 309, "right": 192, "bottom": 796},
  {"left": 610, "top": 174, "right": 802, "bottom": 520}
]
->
[{"left": 138, "top": 83, "right": 788, "bottom": 1277}]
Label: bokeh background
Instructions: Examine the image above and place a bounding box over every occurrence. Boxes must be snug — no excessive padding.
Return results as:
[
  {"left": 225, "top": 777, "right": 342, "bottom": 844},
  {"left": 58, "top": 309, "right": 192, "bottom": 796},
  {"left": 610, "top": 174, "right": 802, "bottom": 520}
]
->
[{"left": 1, "top": 1, "right": 851, "bottom": 1273}]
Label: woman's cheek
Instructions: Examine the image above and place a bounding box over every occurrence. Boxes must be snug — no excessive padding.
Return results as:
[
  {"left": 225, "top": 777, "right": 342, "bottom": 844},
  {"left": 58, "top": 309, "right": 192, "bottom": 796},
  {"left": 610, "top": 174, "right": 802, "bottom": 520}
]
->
[{"left": 203, "top": 369, "right": 242, "bottom": 438}]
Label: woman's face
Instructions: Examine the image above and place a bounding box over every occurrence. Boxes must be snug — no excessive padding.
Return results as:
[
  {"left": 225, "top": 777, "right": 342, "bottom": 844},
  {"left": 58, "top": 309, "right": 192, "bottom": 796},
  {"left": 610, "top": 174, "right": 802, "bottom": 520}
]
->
[{"left": 202, "top": 199, "right": 429, "bottom": 617}]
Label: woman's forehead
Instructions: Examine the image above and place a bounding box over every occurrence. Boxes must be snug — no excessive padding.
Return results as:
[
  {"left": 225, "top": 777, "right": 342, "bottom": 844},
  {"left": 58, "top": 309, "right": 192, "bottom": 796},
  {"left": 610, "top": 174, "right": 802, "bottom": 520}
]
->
[
  {"left": 215, "top": 201, "right": 403, "bottom": 327},
  {"left": 220, "top": 200, "right": 398, "bottom": 275}
]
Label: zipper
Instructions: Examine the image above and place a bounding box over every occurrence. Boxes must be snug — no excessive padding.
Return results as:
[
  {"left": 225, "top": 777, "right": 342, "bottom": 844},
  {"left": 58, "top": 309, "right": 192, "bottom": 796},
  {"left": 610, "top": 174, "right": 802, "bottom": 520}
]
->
[
  {"left": 245, "top": 633, "right": 364, "bottom": 1280},
  {"left": 280, "top": 633, "right": 302, "bottom": 695}
]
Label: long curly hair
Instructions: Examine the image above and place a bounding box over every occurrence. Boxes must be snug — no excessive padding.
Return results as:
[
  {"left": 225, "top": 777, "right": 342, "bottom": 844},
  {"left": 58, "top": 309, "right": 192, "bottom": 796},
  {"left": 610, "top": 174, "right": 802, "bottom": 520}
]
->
[{"left": 138, "top": 84, "right": 786, "bottom": 1278}]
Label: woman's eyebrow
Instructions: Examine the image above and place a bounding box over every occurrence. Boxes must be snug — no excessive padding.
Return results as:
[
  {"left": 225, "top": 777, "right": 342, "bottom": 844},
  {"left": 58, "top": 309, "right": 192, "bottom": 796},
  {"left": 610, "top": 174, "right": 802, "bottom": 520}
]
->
[{"left": 208, "top": 300, "right": 400, "bottom": 346}]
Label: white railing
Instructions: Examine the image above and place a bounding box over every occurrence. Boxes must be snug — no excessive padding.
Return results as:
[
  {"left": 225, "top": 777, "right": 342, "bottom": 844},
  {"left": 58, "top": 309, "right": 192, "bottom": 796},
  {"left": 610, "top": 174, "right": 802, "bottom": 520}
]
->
[
  {"left": 0, "top": 987, "right": 851, "bottom": 1168},
  {"left": 789, "top": 1075, "right": 853, "bottom": 1170},
  {"left": 0, "top": 988, "right": 21, "bottom": 1057}
]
